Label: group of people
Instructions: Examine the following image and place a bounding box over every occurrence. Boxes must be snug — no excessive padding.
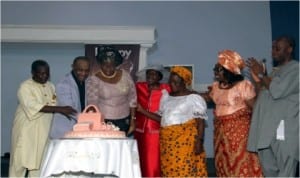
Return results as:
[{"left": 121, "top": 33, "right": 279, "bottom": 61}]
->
[{"left": 8, "top": 35, "right": 298, "bottom": 177}]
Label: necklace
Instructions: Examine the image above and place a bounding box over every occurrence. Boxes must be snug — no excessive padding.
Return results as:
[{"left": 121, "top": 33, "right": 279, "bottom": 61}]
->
[{"left": 99, "top": 70, "right": 117, "bottom": 79}]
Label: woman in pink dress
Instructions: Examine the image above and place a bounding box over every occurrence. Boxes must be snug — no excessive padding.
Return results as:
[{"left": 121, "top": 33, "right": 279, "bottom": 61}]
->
[
  {"left": 134, "top": 64, "right": 170, "bottom": 177},
  {"left": 203, "top": 50, "right": 263, "bottom": 177},
  {"left": 86, "top": 46, "right": 136, "bottom": 135}
]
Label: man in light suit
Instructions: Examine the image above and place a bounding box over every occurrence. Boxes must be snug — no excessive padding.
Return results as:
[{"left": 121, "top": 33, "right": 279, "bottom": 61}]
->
[
  {"left": 50, "top": 56, "right": 90, "bottom": 139},
  {"left": 246, "top": 36, "right": 299, "bottom": 177}
]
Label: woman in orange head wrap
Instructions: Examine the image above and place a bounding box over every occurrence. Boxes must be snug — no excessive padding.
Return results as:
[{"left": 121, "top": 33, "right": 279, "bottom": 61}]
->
[
  {"left": 137, "top": 66, "right": 208, "bottom": 177},
  {"left": 204, "top": 50, "right": 263, "bottom": 177},
  {"left": 170, "top": 66, "right": 193, "bottom": 86}
]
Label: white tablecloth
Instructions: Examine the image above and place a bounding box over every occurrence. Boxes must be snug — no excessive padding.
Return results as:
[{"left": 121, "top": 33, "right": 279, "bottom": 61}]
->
[{"left": 40, "top": 138, "right": 141, "bottom": 178}]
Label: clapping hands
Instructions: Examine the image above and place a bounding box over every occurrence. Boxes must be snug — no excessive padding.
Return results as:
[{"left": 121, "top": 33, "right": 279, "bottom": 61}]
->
[{"left": 246, "top": 57, "right": 265, "bottom": 82}]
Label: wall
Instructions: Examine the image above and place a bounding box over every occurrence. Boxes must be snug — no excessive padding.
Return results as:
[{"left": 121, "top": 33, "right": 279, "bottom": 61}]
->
[{"left": 1, "top": 1, "right": 272, "bottom": 157}]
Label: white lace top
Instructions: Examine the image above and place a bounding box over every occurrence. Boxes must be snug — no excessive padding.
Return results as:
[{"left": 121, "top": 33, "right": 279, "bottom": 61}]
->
[
  {"left": 86, "top": 70, "right": 137, "bottom": 120},
  {"left": 158, "top": 89, "right": 208, "bottom": 127}
]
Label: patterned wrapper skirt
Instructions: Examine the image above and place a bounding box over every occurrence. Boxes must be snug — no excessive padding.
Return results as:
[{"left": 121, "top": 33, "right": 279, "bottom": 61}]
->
[
  {"left": 214, "top": 108, "right": 263, "bottom": 177},
  {"left": 160, "top": 118, "right": 208, "bottom": 177}
]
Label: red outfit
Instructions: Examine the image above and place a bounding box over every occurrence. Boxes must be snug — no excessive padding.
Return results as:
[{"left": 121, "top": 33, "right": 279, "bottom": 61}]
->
[
  {"left": 210, "top": 81, "right": 263, "bottom": 177},
  {"left": 134, "top": 82, "right": 170, "bottom": 177}
]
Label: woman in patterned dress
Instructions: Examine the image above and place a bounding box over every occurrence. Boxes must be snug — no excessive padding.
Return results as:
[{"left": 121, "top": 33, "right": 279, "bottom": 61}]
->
[
  {"left": 137, "top": 66, "right": 208, "bottom": 177},
  {"left": 203, "top": 50, "right": 263, "bottom": 177}
]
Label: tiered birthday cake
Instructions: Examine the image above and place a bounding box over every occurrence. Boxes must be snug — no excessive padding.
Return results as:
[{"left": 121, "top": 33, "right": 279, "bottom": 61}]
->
[{"left": 64, "top": 105, "right": 126, "bottom": 138}]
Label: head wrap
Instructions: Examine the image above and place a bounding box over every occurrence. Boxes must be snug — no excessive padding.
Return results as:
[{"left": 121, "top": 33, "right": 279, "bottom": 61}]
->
[
  {"left": 218, "top": 49, "right": 245, "bottom": 74},
  {"left": 170, "top": 66, "right": 192, "bottom": 86},
  {"left": 136, "top": 64, "right": 169, "bottom": 82}
]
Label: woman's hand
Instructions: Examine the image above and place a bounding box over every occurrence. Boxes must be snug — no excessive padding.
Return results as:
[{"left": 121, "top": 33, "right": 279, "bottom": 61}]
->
[
  {"left": 136, "top": 104, "right": 144, "bottom": 113},
  {"left": 194, "top": 138, "right": 204, "bottom": 155},
  {"left": 126, "top": 118, "right": 136, "bottom": 137}
]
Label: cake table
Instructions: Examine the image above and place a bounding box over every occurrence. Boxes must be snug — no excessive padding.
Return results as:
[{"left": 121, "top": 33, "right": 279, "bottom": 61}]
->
[{"left": 40, "top": 138, "right": 141, "bottom": 178}]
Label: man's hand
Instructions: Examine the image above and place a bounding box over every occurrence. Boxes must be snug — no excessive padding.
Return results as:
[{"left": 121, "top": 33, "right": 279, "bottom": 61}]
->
[
  {"left": 59, "top": 106, "right": 77, "bottom": 119},
  {"left": 246, "top": 57, "right": 265, "bottom": 82}
]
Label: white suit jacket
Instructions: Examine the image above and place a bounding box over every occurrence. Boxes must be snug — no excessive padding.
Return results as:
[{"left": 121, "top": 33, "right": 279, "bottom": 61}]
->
[{"left": 49, "top": 73, "right": 86, "bottom": 139}]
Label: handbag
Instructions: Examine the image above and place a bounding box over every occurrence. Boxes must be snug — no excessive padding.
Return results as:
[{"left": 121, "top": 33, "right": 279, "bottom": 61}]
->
[{"left": 76, "top": 104, "right": 102, "bottom": 130}]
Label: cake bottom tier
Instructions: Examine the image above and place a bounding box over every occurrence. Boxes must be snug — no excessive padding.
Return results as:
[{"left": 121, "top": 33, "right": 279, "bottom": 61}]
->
[{"left": 64, "top": 131, "right": 126, "bottom": 138}]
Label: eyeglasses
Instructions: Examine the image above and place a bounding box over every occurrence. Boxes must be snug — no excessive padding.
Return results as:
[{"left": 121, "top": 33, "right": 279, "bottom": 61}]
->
[{"left": 213, "top": 67, "right": 224, "bottom": 73}]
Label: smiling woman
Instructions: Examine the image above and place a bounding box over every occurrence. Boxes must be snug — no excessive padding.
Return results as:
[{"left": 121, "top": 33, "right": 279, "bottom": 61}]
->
[
  {"left": 206, "top": 50, "right": 263, "bottom": 177},
  {"left": 85, "top": 44, "right": 141, "bottom": 81},
  {"left": 136, "top": 66, "right": 209, "bottom": 177},
  {"left": 86, "top": 46, "right": 137, "bottom": 136},
  {"left": 164, "top": 64, "right": 194, "bottom": 89},
  {"left": 134, "top": 64, "right": 171, "bottom": 177}
]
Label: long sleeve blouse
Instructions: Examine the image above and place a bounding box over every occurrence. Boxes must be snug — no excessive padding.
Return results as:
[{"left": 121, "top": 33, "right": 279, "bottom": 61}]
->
[{"left": 87, "top": 69, "right": 137, "bottom": 120}]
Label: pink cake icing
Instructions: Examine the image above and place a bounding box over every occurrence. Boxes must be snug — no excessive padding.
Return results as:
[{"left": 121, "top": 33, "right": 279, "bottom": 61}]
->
[{"left": 64, "top": 105, "right": 126, "bottom": 138}]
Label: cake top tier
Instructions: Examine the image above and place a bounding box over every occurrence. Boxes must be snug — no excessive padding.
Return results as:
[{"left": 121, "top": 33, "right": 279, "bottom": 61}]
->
[{"left": 77, "top": 104, "right": 104, "bottom": 130}]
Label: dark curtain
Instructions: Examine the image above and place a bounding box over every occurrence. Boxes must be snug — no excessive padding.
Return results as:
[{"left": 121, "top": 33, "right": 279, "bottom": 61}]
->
[{"left": 270, "top": 1, "right": 299, "bottom": 63}]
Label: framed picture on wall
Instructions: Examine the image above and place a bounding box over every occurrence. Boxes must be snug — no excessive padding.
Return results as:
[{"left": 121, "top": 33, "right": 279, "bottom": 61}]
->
[{"left": 164, "top": 64, "right": 194, "bottom": 89}]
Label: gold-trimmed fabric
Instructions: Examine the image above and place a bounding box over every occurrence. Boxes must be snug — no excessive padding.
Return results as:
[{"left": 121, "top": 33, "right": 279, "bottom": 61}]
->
[
  {"left": 218, "top": 49, "right": 245, "bottom": 74},
  {"left": 160, "top": 118, "right": 207, "bottom": 177},
  {"left": 170, "top": 66, "right": 192, "bottom": 86},
  {"left": 214, "top": 108, "right": 263, "bottom": 177}
]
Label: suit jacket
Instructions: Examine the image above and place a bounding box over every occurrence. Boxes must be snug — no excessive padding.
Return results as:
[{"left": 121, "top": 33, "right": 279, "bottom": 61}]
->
[
  {"left": 49, "top": 73, "right": 86, "bottom": 139},
  {"left": 135, "top": 82, "right": 170, "bottom": 133},
  {"left": 247, "top": 60, "right": 299, "bottom": 161}
]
